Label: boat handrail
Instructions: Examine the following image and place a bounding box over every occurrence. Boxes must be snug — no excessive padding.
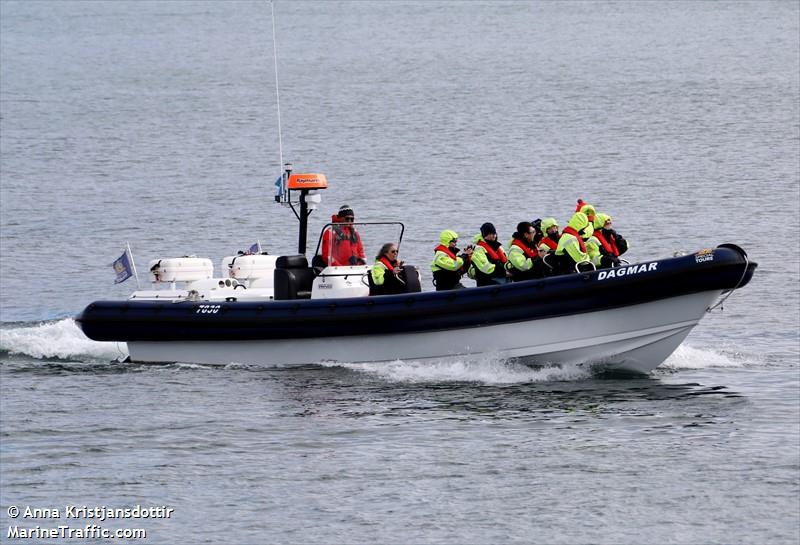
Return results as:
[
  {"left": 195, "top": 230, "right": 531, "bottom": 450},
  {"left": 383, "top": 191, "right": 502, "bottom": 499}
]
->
[{"left": 312, "top": 221, "right": 406, "bottom": 262}]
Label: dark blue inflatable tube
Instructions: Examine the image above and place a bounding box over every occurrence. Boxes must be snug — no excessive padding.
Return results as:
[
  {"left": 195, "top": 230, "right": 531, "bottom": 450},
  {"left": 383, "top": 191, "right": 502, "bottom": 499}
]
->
[{"left": 77, "top": 244, "right": 756, "bottom": 342}]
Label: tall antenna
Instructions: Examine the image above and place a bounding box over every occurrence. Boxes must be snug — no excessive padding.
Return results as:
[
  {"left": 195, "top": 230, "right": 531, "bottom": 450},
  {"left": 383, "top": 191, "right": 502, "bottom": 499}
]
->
[{"left": 270, "top": 0, "right": 284, "bottom": 191}]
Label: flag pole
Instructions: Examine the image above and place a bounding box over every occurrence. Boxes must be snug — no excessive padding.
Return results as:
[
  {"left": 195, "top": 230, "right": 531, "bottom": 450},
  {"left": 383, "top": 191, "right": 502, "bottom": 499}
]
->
[{"left": 126, "top": 241, "right": 141, "bottom": 288}]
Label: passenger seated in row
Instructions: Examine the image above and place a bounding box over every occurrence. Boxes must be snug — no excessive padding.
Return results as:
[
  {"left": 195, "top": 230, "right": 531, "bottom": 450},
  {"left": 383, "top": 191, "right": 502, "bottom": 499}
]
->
[
  {"left": 591, "top": 213, "right": 629, "bottom": 268},
  {"left": 320, "top": 205, "right": 366, "bottom": 267},
  {"left": 506, "top": 221, "right": 545, "bottom": 282},
  {"left": 538, "top": 218, "right": 560, "bottom": 254},
  {"left": 369, "top": 243, "right": 407, "bottom": 296},
  {"left": 469, "top": 223, "right": 509, "bottom": 286},
  {"left": 431, "top": 230, "right": 472, "bottom": 291},
  {"left": 536, "top": 217, "right": 561, "bottom": 275}
]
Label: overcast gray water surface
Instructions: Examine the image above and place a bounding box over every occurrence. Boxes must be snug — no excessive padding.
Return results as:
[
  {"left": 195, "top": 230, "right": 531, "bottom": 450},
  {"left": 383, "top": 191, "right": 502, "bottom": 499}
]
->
[{"left": 1, "top": 2, "right": 798, "bottom": 544}]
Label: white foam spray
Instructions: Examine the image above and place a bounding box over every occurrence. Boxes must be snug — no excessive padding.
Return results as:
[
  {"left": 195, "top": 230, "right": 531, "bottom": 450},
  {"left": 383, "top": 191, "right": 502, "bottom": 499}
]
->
[
  {"left": 327, "top": 344, "right": 753, "bottom": 383},
  {"left": 660, "top": 343, "right": 746, "bottom": 370},
  {"left": 0, "top": 319, "right": 127, "bottom": 361},
  {"left": 321, "top": 353, "right": 593, "bottom": 385}
]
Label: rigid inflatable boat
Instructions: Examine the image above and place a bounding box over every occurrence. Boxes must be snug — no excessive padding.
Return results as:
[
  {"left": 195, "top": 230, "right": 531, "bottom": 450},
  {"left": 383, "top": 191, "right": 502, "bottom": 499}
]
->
[{"left": 77, "top": 170, "right": 757, "bottom": 374}]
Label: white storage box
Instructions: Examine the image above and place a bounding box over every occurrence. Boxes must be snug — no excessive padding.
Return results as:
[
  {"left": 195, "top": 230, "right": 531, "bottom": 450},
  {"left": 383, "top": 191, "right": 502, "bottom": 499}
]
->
[
  {"left": 222, "top": 254, "right": 279, "bottom": 283},
  {"left": 148, "top": 257, "right": 213, "bottom": 283}
]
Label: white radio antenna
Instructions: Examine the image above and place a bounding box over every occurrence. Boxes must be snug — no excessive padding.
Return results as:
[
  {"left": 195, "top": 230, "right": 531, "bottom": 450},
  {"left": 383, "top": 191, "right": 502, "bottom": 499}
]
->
[{"left": 270, "top": 0, "right": 285, "bottom": 188}]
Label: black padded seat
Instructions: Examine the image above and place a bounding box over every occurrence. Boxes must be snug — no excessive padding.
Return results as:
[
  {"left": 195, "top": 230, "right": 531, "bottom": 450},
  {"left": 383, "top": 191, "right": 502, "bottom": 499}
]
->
[{"left": 274, "top": 255, "right": 314, "bottom": 300}]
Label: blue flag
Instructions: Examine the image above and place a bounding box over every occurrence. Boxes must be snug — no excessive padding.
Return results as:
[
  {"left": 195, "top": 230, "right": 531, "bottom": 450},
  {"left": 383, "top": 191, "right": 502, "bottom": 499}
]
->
[
  {"left": 248, "top": 241, "right": 261, "bottom": 254},
  {"left": 274, "top": 174, "right": 284, "bottom": 201},
  {"left": 112, "top": 250, "right": 133, "bottom": 284}
]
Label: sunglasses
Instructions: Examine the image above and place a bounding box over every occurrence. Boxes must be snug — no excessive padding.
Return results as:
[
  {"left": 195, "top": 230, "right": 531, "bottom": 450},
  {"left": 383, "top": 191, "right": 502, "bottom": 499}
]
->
[
  {"left": 343, "top": 216, "right": 354, "bottom": 221},
  {"left": 388, "top": 250, "right": 398, "bottom": 254}
]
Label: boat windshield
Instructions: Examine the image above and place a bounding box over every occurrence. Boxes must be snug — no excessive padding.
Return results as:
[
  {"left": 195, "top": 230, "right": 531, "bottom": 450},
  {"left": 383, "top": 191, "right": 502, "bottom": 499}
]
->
[{"left": 313, "top": 221, "right": 405, "bottom": 268}]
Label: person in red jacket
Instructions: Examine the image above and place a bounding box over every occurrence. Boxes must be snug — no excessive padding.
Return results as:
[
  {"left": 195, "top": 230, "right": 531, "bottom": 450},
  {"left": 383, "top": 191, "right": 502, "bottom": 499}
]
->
[{"left": 320, "top": 205, "right": 366, "bottom": 267}]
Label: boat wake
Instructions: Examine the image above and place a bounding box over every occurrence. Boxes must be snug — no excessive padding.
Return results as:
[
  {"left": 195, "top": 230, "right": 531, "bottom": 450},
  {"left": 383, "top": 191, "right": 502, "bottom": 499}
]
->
[{"left": 0, "top": 319, "right": 128, "bottom": 362}]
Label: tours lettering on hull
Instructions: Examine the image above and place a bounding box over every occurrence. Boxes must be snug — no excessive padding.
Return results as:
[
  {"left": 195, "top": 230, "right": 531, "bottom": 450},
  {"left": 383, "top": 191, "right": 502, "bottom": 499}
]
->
[{"left": 695, "top": 249, "right": 715, "bottom": 263}]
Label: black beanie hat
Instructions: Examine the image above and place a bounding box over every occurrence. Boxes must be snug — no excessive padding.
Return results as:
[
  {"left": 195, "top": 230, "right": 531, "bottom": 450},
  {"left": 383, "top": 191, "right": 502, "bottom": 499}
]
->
[
  {"left": 337, "top": 205, "right": 354, "bottom": 218},
  {"left": 480, "top": 222, "right": 496, "bottom": 237}
]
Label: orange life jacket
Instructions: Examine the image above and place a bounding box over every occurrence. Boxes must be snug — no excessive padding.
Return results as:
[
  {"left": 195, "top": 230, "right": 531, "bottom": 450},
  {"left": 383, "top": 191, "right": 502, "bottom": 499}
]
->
[
  {"left": 594, "top": 230, "right": 620, "bottom": 257},
  {"left": 478, "top": 240, "right": 508, "bottom": 264},
  {"left": 434, "top": 244, "right": 458, "bottom": 260},
  {"left": 511, "top": 238, "right": 538, "bottom": 258},
  {"left": 562, "top": 226, "right": 587, "bottom": 253},
  {"left": 378, "top": 256, "right": 397, "bottom": 271},
  {"left": 540, "top": 237, "right": 558, "bottom": 251}
]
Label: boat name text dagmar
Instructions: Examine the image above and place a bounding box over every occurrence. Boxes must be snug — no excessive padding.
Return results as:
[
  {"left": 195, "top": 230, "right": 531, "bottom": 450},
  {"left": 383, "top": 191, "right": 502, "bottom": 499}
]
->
[{"left": 597, "top": 262, "right": 658, "bottom": 280}]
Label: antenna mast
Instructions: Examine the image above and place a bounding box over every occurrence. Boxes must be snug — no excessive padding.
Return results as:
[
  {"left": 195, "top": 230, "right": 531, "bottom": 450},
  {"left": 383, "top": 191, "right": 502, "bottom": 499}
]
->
[{"left": 270, "top": 0, "right": 286, "bottom": 200}]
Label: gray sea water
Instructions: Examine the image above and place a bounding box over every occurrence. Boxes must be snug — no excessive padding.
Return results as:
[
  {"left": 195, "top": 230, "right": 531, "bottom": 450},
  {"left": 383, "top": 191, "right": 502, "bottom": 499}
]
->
[{"left": 1, "top": 1, "right": 798, "bottom": 544}]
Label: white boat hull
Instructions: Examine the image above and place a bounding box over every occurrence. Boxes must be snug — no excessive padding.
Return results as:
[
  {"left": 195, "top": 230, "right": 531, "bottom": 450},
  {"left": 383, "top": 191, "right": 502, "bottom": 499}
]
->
[{"left": 127, "top": 290, "right": 722, "bottom": 374}]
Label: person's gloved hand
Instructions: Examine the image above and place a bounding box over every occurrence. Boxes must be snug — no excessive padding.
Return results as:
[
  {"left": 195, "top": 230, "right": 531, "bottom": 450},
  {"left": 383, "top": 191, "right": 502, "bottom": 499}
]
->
[{"left": 349, "top": 256, "right": 366, "bottom": 266}]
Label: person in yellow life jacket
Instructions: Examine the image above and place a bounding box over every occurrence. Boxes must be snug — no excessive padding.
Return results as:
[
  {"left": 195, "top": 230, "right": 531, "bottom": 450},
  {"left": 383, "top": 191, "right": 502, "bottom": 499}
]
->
[
  {"left": 588, "top": 212, "right": 629, "bottom": 269},
  {"left": 431, "top": 230, "right": 473, "bottom": 291},
  {"left": 538, "top": 217, "right": 561, "bottom": 253},
  {"left": 537, "top": 217, "right": 561, "bottom": 276},
  {"left": 506, "top": 221, "right": 545, "bottom": 281},
  {"left": 554, "top": 212, "right": 594, "bottom": 274},
  {"left": 369, "top": 243, "right": 406, "bottom": 296},
  {"left": 469, "top": 222, "right": 509, "bottom": 286}
]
